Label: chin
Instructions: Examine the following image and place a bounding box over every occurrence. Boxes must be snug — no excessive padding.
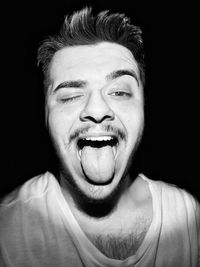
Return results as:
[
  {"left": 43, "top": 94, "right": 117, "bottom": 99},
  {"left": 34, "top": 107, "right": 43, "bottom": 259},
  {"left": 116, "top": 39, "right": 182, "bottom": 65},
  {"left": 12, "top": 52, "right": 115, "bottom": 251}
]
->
[
  {"left": 81, "top": 178, "right": 119, "bottom": 200},
  {"left": 73, "top": 173, "right": 127, "bottom": 217}
]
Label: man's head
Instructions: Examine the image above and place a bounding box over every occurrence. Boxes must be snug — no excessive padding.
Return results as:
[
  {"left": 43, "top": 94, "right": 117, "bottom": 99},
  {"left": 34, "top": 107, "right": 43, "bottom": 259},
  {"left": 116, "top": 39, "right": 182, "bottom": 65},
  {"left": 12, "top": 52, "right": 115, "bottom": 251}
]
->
[{"left": 37, "top": 7, "right": 145, "bottom": 211}]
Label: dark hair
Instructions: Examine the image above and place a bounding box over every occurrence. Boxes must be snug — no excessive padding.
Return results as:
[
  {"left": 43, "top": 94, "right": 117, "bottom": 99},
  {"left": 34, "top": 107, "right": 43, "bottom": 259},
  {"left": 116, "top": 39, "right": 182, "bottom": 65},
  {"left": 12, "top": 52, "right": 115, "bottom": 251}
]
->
[{"left": 37, "top": 7, "right": 145, "bottom": 90}]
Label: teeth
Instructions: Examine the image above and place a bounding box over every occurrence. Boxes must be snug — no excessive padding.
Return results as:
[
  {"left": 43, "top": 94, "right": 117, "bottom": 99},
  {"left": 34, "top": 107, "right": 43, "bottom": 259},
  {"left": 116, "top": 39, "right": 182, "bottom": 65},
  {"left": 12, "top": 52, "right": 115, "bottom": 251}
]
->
[{"left": 85, "top": 136, "right": 113, "bottom": 141}]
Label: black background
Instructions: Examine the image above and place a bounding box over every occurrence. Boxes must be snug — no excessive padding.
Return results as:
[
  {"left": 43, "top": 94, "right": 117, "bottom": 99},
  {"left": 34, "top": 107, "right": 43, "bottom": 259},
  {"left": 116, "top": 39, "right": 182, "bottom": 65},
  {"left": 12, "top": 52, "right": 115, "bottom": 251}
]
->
[{"left": 1, "top": 1, "right": 199, "bottom": 201}]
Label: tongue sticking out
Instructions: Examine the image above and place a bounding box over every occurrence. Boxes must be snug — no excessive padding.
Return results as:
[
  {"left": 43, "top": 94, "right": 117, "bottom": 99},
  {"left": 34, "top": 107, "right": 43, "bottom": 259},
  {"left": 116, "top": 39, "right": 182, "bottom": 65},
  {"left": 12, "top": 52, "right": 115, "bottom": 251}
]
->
[{"left": 81, "top": 145, "right": 115, "bottom": 184}]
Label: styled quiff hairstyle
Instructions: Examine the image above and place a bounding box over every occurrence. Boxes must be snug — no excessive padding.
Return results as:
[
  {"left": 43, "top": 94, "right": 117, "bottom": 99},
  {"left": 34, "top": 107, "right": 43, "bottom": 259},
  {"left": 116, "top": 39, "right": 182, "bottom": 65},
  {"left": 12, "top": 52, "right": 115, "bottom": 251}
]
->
[{"left": 37, "top": 7, "right": 145, "bottom": 90}]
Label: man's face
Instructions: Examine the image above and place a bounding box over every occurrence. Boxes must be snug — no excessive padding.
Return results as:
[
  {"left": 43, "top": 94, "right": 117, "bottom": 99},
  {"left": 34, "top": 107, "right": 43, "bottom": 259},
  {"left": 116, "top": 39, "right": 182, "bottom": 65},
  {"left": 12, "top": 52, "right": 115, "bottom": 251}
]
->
[{"left": 46, "top": 42, "right": 144, "bottom": 200}]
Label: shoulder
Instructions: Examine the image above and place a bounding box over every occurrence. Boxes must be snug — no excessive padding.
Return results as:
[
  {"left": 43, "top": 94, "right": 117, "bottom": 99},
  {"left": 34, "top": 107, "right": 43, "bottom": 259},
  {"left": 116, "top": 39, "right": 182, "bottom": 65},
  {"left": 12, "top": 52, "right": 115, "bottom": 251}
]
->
[
  {"left": 0, "top": 172, "right": 60, "bottom": 244},
  {"left": 0, "top": 172, "right": 57, "bottom": 206},
  {"left": 160, "top": 179, "right": 199, "bottom": 216},
  {"left": 0, "top": 172, "right": 58, "bottom": 226},
  {"left": 140, "top": 173, "right": 200, "bottom": 223}
]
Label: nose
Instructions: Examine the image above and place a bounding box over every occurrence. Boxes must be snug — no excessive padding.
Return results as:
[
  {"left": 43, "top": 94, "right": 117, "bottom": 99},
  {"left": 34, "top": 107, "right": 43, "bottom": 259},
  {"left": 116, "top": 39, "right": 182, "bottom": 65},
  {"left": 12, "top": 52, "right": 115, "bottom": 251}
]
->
[{"left": 80, "top": 91, "right": 115, "bottom": 123}]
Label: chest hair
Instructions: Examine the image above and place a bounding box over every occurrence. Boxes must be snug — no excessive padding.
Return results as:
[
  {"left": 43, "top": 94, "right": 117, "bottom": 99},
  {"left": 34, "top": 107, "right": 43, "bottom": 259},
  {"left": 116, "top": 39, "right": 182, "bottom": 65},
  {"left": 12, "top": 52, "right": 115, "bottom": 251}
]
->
[{"left": 89, "top": 220, "right": 150, "bottom": 260}]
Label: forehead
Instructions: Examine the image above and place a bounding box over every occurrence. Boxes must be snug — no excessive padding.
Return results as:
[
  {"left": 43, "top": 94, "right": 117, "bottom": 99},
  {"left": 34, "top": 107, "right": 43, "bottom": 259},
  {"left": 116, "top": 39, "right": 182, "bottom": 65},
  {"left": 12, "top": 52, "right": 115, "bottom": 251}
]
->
[{"left": 49, "top": 42, "right": 139, "bottom": 82}]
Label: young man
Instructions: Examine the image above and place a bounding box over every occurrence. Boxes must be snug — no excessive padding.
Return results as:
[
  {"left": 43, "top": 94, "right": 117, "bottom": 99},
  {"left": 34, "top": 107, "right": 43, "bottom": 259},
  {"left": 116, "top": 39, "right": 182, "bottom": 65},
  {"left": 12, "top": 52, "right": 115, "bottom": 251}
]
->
[{"left": 0, "top": 7, "right": 199, "bottom": 267}]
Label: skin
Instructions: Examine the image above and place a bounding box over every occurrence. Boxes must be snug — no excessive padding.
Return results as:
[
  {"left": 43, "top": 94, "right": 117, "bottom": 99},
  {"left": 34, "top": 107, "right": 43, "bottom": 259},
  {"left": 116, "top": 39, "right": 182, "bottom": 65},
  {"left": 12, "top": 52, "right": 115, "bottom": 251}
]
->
[{"left": 45, "top": 42, "right": 149, "bottom": 221}]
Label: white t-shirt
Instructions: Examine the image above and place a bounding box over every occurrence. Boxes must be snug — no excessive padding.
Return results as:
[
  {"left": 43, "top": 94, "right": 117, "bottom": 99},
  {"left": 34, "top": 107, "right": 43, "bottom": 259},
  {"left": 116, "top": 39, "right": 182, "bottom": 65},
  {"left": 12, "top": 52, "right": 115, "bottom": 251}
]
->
[{"left": 0, "top": 172, "right": 199, "bottom": 267}]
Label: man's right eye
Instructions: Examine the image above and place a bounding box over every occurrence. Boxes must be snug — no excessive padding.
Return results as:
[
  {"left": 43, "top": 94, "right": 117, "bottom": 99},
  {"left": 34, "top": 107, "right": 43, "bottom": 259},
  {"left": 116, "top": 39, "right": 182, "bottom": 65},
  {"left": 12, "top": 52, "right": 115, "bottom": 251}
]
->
[{"left": 58, "top": 95, "right": 84, "bottom": 103}]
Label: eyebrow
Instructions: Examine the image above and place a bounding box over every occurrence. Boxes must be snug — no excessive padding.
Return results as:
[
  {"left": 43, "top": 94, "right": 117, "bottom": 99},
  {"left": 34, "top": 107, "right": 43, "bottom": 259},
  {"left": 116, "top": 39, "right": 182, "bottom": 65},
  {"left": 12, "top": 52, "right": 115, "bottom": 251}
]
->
[
  {"left": 106, "top": 69, "right": 139, "bottom": 86},
  {"left": 53, "top": 80, "right": 87, "bottom": 94},
  {"left": 52, "top": 68, "right": 139, "bottom": 94}
]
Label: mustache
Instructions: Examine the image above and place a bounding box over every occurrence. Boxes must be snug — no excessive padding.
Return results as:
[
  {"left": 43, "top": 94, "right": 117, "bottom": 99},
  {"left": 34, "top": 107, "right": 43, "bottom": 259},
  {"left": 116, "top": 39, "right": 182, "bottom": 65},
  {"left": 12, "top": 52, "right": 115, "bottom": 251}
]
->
[{"left": 69, "top": 124, "right": 126, "bottom": 143}]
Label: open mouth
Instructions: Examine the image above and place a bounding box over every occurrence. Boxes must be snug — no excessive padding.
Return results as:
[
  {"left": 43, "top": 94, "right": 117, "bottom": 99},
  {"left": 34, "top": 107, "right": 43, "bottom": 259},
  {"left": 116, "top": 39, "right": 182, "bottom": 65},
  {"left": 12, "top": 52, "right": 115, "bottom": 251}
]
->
[{"left": 77, "top": 136, "right": 119, "bottom": 160}]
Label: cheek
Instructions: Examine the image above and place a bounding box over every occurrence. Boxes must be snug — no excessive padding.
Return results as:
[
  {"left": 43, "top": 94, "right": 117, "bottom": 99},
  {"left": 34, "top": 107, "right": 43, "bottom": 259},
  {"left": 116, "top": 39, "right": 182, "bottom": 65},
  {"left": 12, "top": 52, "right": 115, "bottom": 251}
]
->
[
  {"left": 114, "top": 103, "right": 144, "bottom": 129},
  {"left": 47, "top": 110, "right": 70, "bottom": 141},
  {"left": 127, "top": 113, "right": 144, "bottom": 128},
  {"left": 130, "top": 112, "right": 144, "bottom": 133}
]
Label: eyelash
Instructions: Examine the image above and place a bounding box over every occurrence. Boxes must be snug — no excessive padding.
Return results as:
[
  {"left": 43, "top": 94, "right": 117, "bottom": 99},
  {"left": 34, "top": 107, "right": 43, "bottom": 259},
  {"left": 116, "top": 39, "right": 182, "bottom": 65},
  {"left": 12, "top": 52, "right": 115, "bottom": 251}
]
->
[
  {"left": 59, "top": 95, "right": 83, "bottom": 103},
  {"left": 109, "top": 91, "right": 132, "bottom": 97}
]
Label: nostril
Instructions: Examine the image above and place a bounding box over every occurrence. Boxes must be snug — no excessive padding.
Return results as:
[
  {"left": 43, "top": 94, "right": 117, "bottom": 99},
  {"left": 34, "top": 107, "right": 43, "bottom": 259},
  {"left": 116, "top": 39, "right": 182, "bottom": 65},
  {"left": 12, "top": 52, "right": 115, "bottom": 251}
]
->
[
  {"left": 80, "top": 112, "right": 115, "bottom": 123},
  {"left": 80, "top": 115, "right": 114, "bottom": 123}
]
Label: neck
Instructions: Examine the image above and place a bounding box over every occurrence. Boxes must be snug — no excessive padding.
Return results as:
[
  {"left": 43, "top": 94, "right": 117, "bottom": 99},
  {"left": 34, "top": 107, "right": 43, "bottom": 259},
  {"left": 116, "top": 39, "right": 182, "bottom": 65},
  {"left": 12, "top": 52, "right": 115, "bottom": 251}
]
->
[{"left": 59, "top": 171, "right": 133, "bottom": 218}]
